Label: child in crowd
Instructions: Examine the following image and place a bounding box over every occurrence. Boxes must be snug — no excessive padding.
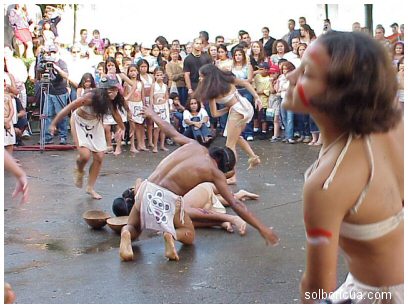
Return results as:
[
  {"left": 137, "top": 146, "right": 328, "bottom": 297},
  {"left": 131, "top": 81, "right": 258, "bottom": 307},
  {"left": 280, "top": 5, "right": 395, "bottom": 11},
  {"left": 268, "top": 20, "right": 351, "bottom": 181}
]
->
[
  {"left": 4, "top": 81, "right": 16, "bottom": 154},
  {"left": 89, "top": 29, "right": 104, "bottom": 55},
  {"left": 268, "top": 64, "right": 282, "bottom": 142},
  {"left": 137, "top": 59, "right": 154, "bottom": 148},
  {"left": 94, "top": 62, "right": 105, "bottom": 85},
  {"left": 168, "top": 92, "right": 185, "bottom": 133},
  {"left": 253, "top": 62, "right": 272, "bottom": 140},
  {"left": 150, "top": 67, "right": 170, "bottom": 153},
  {"left": 276, "top": 61, "right": 296, "bottom": 143},
  {"left": 41, "top": 21, "right": 55, "bottom": 48},
  {"left": 124, "top": 64, "right": 148, "bottom": 152},
  {"left": 182, "top": 97, "right": 211, "bottom": 143},
  {"left": 77, "top": 73, "right": 96, "bottom": 98}
]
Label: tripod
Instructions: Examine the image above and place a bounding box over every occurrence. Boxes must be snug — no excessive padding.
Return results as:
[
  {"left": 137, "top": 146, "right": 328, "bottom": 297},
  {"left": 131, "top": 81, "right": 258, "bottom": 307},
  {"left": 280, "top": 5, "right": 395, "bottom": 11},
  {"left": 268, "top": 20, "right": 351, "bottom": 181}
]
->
[{"left": 39, "top": 78, "right": 50, "bottom": 153}]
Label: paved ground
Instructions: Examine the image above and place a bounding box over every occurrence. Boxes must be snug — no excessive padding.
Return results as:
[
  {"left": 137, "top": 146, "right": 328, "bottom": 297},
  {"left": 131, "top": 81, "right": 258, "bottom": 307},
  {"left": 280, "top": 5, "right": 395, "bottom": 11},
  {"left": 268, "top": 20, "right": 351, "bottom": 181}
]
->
[{"left": 4, "top": 133, "right": 348, "bottom": 304}]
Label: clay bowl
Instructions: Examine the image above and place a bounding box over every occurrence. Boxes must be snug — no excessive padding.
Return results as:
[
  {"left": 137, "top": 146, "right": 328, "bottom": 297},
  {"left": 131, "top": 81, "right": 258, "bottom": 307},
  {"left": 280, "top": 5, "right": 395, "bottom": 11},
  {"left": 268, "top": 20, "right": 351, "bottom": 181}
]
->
[
  {"left": 107, "top": 216, "right": 129, "bottom": 234},
  {"left": 83, "top": 210, "right": 111, "bottom": 229}
]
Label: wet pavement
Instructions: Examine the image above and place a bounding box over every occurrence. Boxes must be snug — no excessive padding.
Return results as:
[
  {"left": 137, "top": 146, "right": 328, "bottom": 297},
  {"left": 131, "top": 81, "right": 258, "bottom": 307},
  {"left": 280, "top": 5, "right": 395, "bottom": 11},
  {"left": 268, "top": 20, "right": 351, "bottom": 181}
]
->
[{"left": 4, "top": 133, "right": 348, "bottom": 304}]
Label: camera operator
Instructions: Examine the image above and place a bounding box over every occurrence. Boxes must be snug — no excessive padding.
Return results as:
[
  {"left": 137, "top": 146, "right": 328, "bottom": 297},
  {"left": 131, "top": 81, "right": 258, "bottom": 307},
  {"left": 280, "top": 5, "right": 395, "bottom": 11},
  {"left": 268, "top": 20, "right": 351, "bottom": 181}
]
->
[{"left": 35, "top": 44, "right": 70, "bottom": 144}]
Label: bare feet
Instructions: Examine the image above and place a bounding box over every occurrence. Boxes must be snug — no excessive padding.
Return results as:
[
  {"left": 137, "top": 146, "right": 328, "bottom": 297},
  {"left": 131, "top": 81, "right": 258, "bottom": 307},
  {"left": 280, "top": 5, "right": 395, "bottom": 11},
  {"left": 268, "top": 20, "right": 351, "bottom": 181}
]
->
[
  {"left": 113, "top": 148, "right": 122, "bottom": 156},
  {"left": 73, "top": 168, "right": 84, "bottom": 188},
  {"left": 86, "top": 187, "right": 102, "bottom": 200},
  {"left": 231, "top": 216, "right": 247, "bottom": 235},
  {"left": 163, "top": 232, "right": 179, "bottom": 261},
  {"left": 221, "top": 222, "right": 234, "bottom": 233},
  {"left": 247, "top": 155, "right": 261, "bottom": 170},
  {"left": 234, "top": 190, "right": 259, "bottom": 201},
  {"left": 160, "top": 146, "right": 169, "bottom": 152},
  {"left": 137, "top": 147, "right": 149, "bottom": 151},
  {"left": 120, "top": 229, "right": 134, "bottom": 261},
  {"left": 130, "top": 147, "right": 139, "bottom": 153},
  {"left": 152, "top": 147, "right": 158, "bottom": 153}
]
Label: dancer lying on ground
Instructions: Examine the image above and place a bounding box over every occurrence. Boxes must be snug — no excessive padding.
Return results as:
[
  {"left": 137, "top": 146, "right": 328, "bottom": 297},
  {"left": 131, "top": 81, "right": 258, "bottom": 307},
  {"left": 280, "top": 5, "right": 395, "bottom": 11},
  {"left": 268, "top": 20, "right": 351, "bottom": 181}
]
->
[
  {"left": 113, "top": 180, "right": 259, "bottom": 234},
  {"left": 119, "top": 104, "right": 279, "bottom": 262}
]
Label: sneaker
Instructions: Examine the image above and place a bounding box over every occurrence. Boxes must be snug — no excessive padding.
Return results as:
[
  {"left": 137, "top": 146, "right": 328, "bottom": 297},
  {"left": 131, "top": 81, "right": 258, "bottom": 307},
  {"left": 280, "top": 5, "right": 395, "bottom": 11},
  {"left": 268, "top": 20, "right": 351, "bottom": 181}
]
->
[
  {"left": 303, "top": 136, "right": 312, "bottom": 143},
  {"left": 165, "top": 138, "right": 174, "bottom": 145},
  {"left": 246, "top": 136, "right": 254, "bottom": 141},
  {"left": 288, "top": 138, "right": 296, "bottom": 144},
  {"left": 270, "top": 136, "right": 281, "bottom": 143},
  {"left": 15, "top": 139, "right": 25, "bottom": 146},
  {"left": 44, "top": 139, "right": 54, "bottom": 145},
  {"left": 22, "top": 130, "right": 31, "bottom": 139},
  {"left": 59, "top": 138, "right": 67, "bottom": 145}
]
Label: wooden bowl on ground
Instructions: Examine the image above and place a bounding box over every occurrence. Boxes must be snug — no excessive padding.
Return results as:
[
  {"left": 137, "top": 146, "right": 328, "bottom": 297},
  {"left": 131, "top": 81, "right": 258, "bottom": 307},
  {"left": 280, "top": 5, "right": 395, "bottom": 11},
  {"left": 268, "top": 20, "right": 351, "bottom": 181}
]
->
[
  {"left": 83, "top": 210, "right": 111, "bottom": 229},
  {"left": 107, "top": 216, "right": 129, "bottom": 234}
]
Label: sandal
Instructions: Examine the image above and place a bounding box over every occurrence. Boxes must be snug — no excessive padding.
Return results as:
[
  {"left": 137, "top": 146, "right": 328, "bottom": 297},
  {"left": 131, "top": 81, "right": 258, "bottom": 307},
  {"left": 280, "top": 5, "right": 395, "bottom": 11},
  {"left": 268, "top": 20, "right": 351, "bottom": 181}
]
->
[{"left": 247, "top": 155, "right": 261, "bottom": 170}]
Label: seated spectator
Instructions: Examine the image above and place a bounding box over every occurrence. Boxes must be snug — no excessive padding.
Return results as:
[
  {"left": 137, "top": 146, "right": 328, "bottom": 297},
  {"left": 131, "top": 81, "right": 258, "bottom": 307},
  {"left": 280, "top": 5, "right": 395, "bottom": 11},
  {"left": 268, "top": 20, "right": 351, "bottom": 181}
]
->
[
  {"left": 182, "top": 97, "right": 211, "bottom": 143},
  {"left": 169, "top": 92, "right": 185, "bottom": 133}
]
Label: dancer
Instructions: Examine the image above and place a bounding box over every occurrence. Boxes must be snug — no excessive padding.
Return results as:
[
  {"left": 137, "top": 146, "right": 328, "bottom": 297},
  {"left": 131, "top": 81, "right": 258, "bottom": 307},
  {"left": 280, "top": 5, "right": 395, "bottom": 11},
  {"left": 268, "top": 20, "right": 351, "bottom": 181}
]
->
[
  {"left": 113, "top": 179, "right": 259, "bottom": 234},
  {"left": 119, "top": 104, "right": 279, "bottom": 262},
  {"left": 194, "top": 64, "right": 262, "bottom": 184},
  {"left": 283, "top": 31, "right": 403, "bottom": 303},
  {"left": 49, "top": 77, "right": 125, "bottom": 200}
]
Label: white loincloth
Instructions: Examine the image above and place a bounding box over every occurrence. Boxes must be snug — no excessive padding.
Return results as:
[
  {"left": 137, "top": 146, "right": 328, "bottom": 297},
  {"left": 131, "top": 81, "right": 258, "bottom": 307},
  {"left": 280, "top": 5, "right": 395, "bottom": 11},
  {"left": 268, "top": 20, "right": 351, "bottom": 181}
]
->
[
  {"left": 128, "top": 100, "right": 144, "bottom": 124},
  {"left": 139, "top": 180, "right": 184, "bottom": 239},
  {"left": 72, "top": 110, "right": 107, "bottom": 152}
]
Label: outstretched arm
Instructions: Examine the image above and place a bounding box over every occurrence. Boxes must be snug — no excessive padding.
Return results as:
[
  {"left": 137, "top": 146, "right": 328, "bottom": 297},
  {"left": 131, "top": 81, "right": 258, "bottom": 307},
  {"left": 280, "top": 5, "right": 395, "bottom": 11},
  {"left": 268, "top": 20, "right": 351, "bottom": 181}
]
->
[
  {"left": 212, "top": 170, "right": 279, "bottom": 246},
  {"left": 141, "top": 104, "right": 194, "bottom": 146},
  {"left": 5, "top": 152, "right": 29, "bottom": 204}
]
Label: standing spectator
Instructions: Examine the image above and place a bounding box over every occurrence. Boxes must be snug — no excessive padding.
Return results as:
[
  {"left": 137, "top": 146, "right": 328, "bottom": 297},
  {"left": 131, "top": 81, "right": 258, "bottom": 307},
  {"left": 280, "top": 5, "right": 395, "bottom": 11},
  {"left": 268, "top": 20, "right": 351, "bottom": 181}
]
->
[
  {"left": 259, "top": 27, "right": 276, "bottom": 57},
  {"left": 231, "top": 48, "right": 255, "bottom": 141},
  {"left": 276, "top": 61, "right": 296, "bottom": 143},
  {"left": 298, "top": 16, "right": 307, "bottom": 27},
  {"left": 322, "top": 18, "right": 332, "bottom": 34},
  {"left": 391, "top": 41, "right": 404, "bottom": 68},
  {"left": 352, "top": 22, "right": 361, "bottom": 32},
  {"left": 216, "top": 44, "right": 233, "bottom": 72},
  {"left": 154, "top": 35, "right": 169, "bottom": 51},
  {"left": 8, "top": 4, "right": 34, "bottom": 59},
  {"left": 166, "top": 48, "right": 188, "bottom": 105},
  {"left": 253, "top": 62, "right": 272, "bottom": 139},
  {"left": 38, "top": 45, "right": 70, "bottom": 145},
  {"left": 387, "top": 23, "right": 402, "bottom": 45},
  {"left": 38, "top": 6, "right": 62, "bottom": 38},
  {"left": 374, "top": 25, "right": 391, "bottom": 50},
  {"left": 183, "top": 37, "right": 212, "bottom": 93},
  {"left": 78, "top": 29, "right": 90, "bottom": 58},
  {"left": 284, "top": 36, "right": 301, "bottom": 67},
  {"left": 299, "top": 24, "right": 316, "bottom": 45},
  {"left": 41, "top": 21, "right": 55, "bottom": 48},
  {"left": 269, "top": 39, "right": 291, "bottom": 65},
  {"left": 215, "top": 35, "right": 225, "bottom": 47},
  {"left": 282, "top": 19, "right": 300, "bottom": 48},
  {"left": 397, "top": 57, "right": 404, "bottom": 110},
  {"left": 90, "top": 29, "right": 105, "bottom": 55},
  {"left": 199, "top": 31, "right": 210, "bottom": 53}
]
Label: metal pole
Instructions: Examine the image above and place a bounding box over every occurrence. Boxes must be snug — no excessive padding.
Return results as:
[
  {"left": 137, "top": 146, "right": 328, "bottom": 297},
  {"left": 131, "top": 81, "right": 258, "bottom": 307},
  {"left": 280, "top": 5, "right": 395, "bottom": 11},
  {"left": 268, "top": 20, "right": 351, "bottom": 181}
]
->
[
  {"left": 365, "top": 4, "right": 373, "bottom": 36},
  {"left": 325, "top": 4, "right": 329, "bottom": 20}
]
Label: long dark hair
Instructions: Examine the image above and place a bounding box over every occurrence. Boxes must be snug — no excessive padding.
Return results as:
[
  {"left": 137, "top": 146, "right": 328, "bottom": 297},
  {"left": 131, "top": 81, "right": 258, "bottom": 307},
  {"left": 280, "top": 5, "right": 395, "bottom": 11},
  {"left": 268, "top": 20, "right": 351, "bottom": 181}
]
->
[
  {"left": 90, "top": 88, "right": 126, "bottom": 118},
  {"left": 209, "top": 146, "right": 236, "bottom": 173},
  {"left": 194, "top": 64, "right": 235, "bottom": 101},
  {"left": 78, "top": 73, "right": 96, "bottom": 89}
]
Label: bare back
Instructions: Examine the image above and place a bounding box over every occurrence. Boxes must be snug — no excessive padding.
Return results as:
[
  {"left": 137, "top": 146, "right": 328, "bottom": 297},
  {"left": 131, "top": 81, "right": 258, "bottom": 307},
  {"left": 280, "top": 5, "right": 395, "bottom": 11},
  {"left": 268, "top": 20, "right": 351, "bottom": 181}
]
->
[{"left": 148, "top": 143, "right": 217, "bottom": 196}]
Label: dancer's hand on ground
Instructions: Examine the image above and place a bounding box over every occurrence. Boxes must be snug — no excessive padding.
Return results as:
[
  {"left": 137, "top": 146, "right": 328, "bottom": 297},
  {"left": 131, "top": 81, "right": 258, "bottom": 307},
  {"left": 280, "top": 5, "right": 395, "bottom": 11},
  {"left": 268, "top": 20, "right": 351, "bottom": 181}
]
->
[
  {"left": 259, "top": 226, "right": 280, "bottom": 246},
  {"left": 12, "top": 174, "right": 29, "bottom": 204}
]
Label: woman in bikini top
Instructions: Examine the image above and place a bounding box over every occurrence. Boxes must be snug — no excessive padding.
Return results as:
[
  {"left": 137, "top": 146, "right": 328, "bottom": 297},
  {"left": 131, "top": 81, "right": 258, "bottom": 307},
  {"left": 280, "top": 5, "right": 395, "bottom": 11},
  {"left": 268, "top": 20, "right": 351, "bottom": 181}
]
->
[{"left": 283, "top": 31, "right": 403, "bottom": 303}]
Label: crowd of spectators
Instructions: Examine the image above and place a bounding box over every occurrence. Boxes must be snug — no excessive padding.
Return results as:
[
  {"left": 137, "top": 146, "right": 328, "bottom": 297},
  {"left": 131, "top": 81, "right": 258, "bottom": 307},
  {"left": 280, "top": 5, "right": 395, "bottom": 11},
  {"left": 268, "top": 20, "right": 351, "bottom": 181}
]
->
[{"left": 4, "top": 4, "right": 404, "bottom": 153}]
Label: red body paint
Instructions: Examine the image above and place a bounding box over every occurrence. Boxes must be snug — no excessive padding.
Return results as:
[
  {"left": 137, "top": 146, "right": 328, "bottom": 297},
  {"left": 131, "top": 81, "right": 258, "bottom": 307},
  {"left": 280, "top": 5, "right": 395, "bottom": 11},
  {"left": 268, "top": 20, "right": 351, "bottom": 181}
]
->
[
  {"left": 297, "top": 83, "right": 310, "bottom": 107},
  {"left": 306, "top": 228, "right": 332, "bottom": 238}
]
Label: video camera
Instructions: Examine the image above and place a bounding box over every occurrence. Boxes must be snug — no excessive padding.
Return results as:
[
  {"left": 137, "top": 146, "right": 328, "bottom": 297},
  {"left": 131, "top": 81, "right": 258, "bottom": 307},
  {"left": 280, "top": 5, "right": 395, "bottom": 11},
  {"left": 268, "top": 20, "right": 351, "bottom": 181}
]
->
[{"left": 37, "top": 51, "right": 56, "bottom": 83}]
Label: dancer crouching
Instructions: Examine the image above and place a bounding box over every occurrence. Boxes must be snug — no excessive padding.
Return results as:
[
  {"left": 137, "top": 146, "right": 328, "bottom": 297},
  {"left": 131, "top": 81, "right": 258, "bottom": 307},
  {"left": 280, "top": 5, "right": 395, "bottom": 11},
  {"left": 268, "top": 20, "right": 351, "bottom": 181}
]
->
[{"left": 49, "top": 77, "right": 125, "bottom": 199}]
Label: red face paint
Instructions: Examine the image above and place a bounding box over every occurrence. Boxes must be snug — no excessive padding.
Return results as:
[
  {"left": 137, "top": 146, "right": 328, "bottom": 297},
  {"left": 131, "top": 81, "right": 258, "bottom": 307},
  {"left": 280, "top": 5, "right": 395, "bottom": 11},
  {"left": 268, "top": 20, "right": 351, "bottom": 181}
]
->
[
  {"left": 306, "top": 228, "right": 332, "bottom": 245},
  {"left": 297, "top": 83, "right": 310, "bottom": 107}
]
